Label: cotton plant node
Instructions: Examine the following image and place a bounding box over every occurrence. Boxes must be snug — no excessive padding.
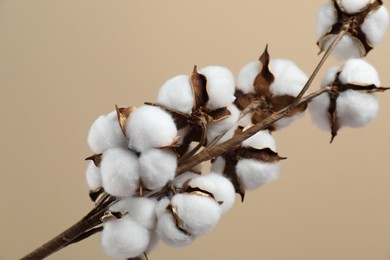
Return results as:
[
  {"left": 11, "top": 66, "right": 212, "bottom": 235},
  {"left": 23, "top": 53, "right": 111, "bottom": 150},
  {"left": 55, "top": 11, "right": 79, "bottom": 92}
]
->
[{"left": 20, "top": 1, "right": 390, "bottom": 260}]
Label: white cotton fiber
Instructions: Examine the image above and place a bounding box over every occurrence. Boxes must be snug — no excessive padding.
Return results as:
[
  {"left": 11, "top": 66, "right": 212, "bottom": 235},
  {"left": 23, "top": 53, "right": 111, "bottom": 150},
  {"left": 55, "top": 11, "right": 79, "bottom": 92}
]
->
[
  {"left": 199, "top": 66, "right": 236, "bottom": 110},
  {"left": 110, "top": 197, "right": 157, "bottom": 230},
  {"left": 156, "top": 210, "right": 196, "bottom": 248},
  {"left": 362, "top": 6, "right": 389, "bottom": 46},
  {"left": 146, "top": 231, "right": 159, "bottom": 254},
  {"left": 237, "top": 61, "right": 260, "bottom": 94},
  {"left": 238, "top": 113, "right": 253, "bottom": 127},
  {"left": 210, "top": 157, "right": 226, "bottom": 174},
  {"left": 337, "top": 90, "right": 379, "bottom": 128},
  {"left": 317, "top": 3, "right": 337, "bottom": 38},
  {"left": 340, "top": 0, "right": 371, "bottom": 14},
  {"left": 324, "top": 34, "right": 362, "bottom": 60},
  {"left": 170, "top": 194, "right": 222, "bottom": 236},
  {"left": 139, "top": 148, "right": 177, "bottom": 190},
  {"left": 127, "top": 105, "right": 178, "bottom": 152},
  {"left": 308, "top": 93, "right": 332, "bottom": 132},
  {"left": 100, "top": 148, "right": 139, "bottom": 197},
  {"left": 269, "top": 59, "right": 308, "bottom": 97},
  {"left": 157, "top": 75, "right": 195, "bottom": 114},
  {"left": 172, "top": 172, "right": 200, "bottom": 189},
  {"left": 206, "top": 104, "right": 240, "bottom": 144},
  {"left": 101, "top": 217, "right": 150, "bottom": 259},
  {"left": 242, "top": 130, "right": 276, "bottom": 151},
  {"left": 339, "top": 59, "right": 381, "bottom": 86},
  {"left": 188, "top": 173, "right": 236, "bottom": 214},
  {"left": 86, "top": 161, "right": 102, "bottom": 190},
  {"left": 87, "top": 111, "right": 128, "bottom": 154},
  {"left": 321, "top": 66, "right": 339, "bottom": 87},
  {"left": 155, "top": 197, "right": 171, "bottom": 217},
  {"left": 236, "top": 159, "right": 280, "bottom": 190}
]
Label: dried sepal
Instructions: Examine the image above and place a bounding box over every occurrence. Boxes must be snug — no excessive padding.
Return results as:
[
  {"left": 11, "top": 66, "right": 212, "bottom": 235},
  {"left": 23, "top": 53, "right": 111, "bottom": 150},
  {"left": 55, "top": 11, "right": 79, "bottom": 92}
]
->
[
  {"left": 100, "top": 210, "right": 128, "bottom": 223},
  {"left": 166, "top": 204, "right": 190, "bottom": 235},
  {"left": 207, "top": 107, "right": 232, "bottom": 122},
  {"left": 89, "top": 187, "right": 105, "bottom": 202},
  {"left": 237, "top": 147, "right": 287, "bottom": 163},
  {"left": 115, "top": 105, "right": 136, "bottom": 135},
  {"left": 253, "top": 45, "right": 275, "bottom": 98},
  {"left": 85, "top": 153, "right": 103, "bottom": 167},
  {"left": 190, "top": 66, "right": 209, "bottom": 109}
]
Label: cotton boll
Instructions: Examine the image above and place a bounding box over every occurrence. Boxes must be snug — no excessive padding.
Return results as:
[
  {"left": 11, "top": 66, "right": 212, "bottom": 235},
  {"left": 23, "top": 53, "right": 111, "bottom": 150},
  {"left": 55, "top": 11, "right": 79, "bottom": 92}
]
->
[
  {"left": 172, "top": 172, "right": 199, "bottom": 189},
  {"left": 86, "top": 161, "right": 102, "bottom": 190},
  {"left": 337, "top": 90, "right": 379, "bottom": 128},
  {"left": 237, "top": 61, "right": 260, "bottom": 94},
  {"left": 362, "top": 6, "right": 389, "bottom": 46},
  {"left": 188, "top": 173, "right": 236, "bottom": 214},
  {"left": 170, "top": 194, "right": 222, "bottom": 236},
  {"left": 100, "top": 148, "right": 139, "bottom": 197},
  {"left": 156, "top": 211, "right": 196, "bottom": 248},
  {"left": 101, "top": 217, "right": 150, "bottom": 259},
  {"left": 340, "top": 0, "right": 371, "bottom": 14},
  {"left": 308, "top": 93, "right": 332, "bottom": 132},
  {"left": 157, "top": 75, "right": 194, "bottom": 114},
  {"left": 323, "top": 34, "right": 362, "bottom": 60},
  {"left": 199, "top": 66, "right": 236, "bottom": 110},
  {"left": 236, "top": 159, "right": 280, "bottom": 190},
  {"left": 269, "top": 59, "right": 308, "bottom": 97},
  {"left": 317, "top": 3, "right": 337, "bottom": 37},
  {"left": 87, "top": 111, "right": 128, "bottom": 154},
  {"left": 139, "top": 149, "right": 177, "bottom": 190},
  {"left": 127, "top": 105, "right": 178, "bottom": 152},
  {"left": 206, "top": 105, "right": 240, "bottom": 144},
  {"left": 339, "top": 59, "right": 381, "bottom": 86},
  {"left": 155, "top": 197, "right": 170, "bottom": 217},
  {"left": 211, "top": 157, "right": 226, "bottom": 174},
  {"left": 242, "top": 130, "right": 276, "bottom": 151},
  {"left": 110, "top": 197, "right": 157, "bottom": 230}
]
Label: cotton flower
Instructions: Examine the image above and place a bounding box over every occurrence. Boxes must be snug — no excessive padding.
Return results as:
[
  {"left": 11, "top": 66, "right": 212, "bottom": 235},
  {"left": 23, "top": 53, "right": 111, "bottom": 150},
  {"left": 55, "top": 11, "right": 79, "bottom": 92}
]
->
[
  {"left": 199, "top": 66, "right": 236, "bottom": 110},
  {"left": 316, "top": 0, "right": 389, "bottom": 59},
  {"left": 87, "top": 111, "right": 128, "bottom": 154},
  {"left": 188, "top": 173, "right": 236, "bottom": 214},
  {"left": 85, "top": 161, "right": 102, "bottom": 190},
  {"left": 139, "top": 148, "right": 177, "bottom": 190},
  {"left": 157, "top": 75, "right": 194, "bottom": 114},
  {"left": 101, "top": 216, "right": 150, "bottom": 259},
  {"left": 126, "top": 105, "right": 178, "bottom": 152},
  {"left": 100, "top": 148, "right": 140, "bottom": 197}
]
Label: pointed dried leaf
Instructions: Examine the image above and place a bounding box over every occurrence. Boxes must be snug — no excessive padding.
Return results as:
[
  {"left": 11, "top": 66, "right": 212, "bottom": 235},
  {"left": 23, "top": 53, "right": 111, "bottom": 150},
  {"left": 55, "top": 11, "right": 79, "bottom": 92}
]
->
[
  {"left": 191, "top": 66, "right": 209, "bottom": 109},
  {"left": 238, "top": 147, "right": 287, "bottom": 163},
  {"left": 222, "top": 152, "right": 245, "bottom": 202},
  {"left": 341, "top": 83, "right": 390, "bottom": 93},
  {"left": 207, "top": 107, "right": 232, "bottom": 122},
  {"left": 327, "top": 91, "right": 340, "bottom": 143},
  {"left": 115, "top": 105, "right": 136, "bottom": 135},
  {"left": 253, "top": 45, "right": 274, "bottom": 98},
  {"left": 234, "top": 90, "right": 258, "bottom": 110},
  {"left": 89, "top": 187, "right": 105, "bottom": 202},
  {"left": 85, "top": 153, "right": 103, "bottom": 167}
]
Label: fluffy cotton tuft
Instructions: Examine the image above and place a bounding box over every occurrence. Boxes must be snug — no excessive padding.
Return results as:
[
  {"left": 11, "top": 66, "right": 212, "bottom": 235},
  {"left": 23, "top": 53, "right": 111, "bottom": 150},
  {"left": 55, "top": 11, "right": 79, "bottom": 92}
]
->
[
  {"left": 172, "top": 172, "right": 200, "bottom": 189},
  {"left": 269, "top": 59, "right": 308, "bottom": 97},
  {"left": 317, "top": 3, "right": 337, "bottom": 38},
  {"left": 338, "top": 59, "right": 381, "bottom": 86},
  {"left": 308, "top": 93, "right": 332, "bottom": 132},
  {"left": 110, "top": 197, "right": 157, "bottom": 230},
  {"left": 127, "top": 105, "right": 178, "bottom": 152},
  {"left": 139, "top": 148, "right": 177, "bottom": 190},
  {"left": 362, "top": 6, "right": 389, "bottom": 46},
  {"left": 100, "top": 148, "right": 139, "bottom": 197},
  {"left": 157, "top": 75, "right": 194, "bottom": 114},
  {"left": 156, "top": 210, "right": 196, "bottom": 248},
  {"left": 340, "top": 0, "right": 371, "bottom": 14},
  {"left": 206, "top": 105, "right": 240, "bottom": 144},
  {"left": 87, "top": 111, "right": 128, "bottom": 154},
  {"left": 101, "top": 217, "right": 150, "bottom": 259},
  {"left": 210, "top": 157, "right": 226, "bottom": 174},
  {"left": 199, "top": 66, "right": 236, "bottom": 110},
  {"left": 337, "top": 90, "right": 379, "bottom": 127},
  {"left": 324, "top": 34, "right": 362, "bottom": 60},
  {"left": 236, "top": 159, "right": 280, "bottom": 190},
  {"left": 170, "top": 194, "right": 222, "bottom": 236},
  {"left": 188, "top": 173, "right": 236, "bottom": 214},
  {"left": 86, "top": 161, "right": 102, "bottom": 190},
  {"left": 242, "top": 130, "right": 276, "bottom": 151},
  {"left": 237, "top": 61, "right": 260, "bottom": 94}
]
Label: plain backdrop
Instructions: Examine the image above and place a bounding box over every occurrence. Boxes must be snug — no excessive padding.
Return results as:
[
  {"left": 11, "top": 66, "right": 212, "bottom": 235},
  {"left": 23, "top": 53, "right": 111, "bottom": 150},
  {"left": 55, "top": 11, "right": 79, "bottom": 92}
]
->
[{"left": 1, "top": 1, "right": 390, "bottom": 259}]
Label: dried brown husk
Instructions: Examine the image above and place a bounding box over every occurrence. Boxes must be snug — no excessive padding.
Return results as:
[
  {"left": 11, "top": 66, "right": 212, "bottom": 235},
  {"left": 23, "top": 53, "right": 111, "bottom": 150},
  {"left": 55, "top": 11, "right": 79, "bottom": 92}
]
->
[{"left": 115, "top": 105, "right": 136, "bottom": 135}]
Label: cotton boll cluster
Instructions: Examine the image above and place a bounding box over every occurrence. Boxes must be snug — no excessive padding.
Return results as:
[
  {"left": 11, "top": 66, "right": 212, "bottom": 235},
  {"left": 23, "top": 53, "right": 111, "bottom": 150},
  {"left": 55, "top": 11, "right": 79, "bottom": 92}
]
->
[
  {"left": 309, "top": 58, "right": 382, "bottom": 139},
  {"left": 316, "top": 0, "right": 389, "bottom": 59}
]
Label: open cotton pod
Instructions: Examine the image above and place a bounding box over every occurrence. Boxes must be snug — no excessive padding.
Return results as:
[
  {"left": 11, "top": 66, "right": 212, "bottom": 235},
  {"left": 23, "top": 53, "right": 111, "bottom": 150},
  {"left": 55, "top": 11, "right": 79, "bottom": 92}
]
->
[
  {"left": 101, "top": 216, "right": 150, "bottom": 259},
  {"left": 309, "top": 58, "right": 386, "bottom": 141},
  {"left": 85, "top": 161, "right": 102, "bottom": 191},
  {"left": 87, "top": 111, "right": 128, "bottom": 154},
  {"left": 316, "top": 0, "right": 389, "bottom": 59},
  {"left": 100, "top": 147, "right": 140, "bottom": 197},
  {"left": 126, "top": 105, "right": 178, "bottom": 152}
]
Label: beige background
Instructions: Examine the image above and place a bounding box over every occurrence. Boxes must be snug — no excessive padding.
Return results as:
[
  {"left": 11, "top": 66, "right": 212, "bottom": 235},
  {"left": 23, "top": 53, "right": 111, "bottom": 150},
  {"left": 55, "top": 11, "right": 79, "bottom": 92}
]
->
[{"left": 1, "top": 0, "right": 390, "bottom": 259}]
